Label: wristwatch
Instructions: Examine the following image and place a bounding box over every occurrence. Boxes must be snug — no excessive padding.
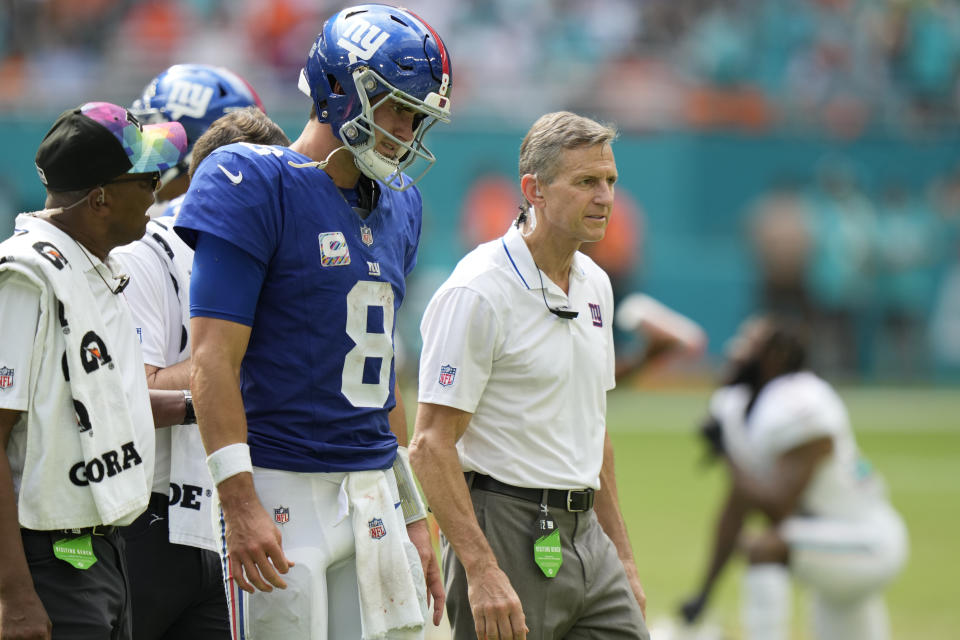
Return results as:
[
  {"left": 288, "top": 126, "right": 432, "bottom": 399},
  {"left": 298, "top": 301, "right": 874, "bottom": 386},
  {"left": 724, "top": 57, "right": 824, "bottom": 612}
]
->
[{"left": 182, "top": 389, "right": 197, "bottom": 425}]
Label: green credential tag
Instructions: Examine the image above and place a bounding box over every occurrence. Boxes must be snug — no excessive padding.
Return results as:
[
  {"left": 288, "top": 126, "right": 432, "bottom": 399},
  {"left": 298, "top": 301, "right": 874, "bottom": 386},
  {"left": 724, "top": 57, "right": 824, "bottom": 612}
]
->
[
  {"left": 533, "top": 529, "right": 563, "bottom": 578},
  {"left": 52, "top": 534, "right": 98, "bottom": 570}
]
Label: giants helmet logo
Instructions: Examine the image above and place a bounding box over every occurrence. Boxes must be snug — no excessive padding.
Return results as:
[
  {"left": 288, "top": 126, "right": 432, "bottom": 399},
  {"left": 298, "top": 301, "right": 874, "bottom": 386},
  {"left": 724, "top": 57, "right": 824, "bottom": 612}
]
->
[
  {"left": 339, "top": 19, "right": 390, "bottom": 65},
  {"left": 165, "top": 80, "right": 214, "bottom": 120}
]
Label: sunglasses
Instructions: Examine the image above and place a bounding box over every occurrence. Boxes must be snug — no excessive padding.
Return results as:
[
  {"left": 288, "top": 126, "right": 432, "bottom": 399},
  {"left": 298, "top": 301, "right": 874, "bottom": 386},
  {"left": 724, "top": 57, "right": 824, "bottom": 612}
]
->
[{"left": 104, "top": 172, "right": 161, "bottom": 192}]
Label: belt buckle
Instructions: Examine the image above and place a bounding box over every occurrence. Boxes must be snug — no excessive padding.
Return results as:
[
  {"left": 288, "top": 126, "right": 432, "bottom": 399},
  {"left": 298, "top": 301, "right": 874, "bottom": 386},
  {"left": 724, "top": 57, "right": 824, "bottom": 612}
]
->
[{"left": 566, "top": 490, "right": 586, "bottom": 512}]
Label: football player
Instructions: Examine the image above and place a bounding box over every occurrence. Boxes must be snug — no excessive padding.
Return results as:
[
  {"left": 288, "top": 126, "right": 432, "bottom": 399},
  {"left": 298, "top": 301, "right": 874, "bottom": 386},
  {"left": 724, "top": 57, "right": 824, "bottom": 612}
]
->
[
  {"left": 173, "top": 5, "right": 452, "bottom": 639},
  {"left": 680, "top": 316, "right": 908, "bottom": 640}
]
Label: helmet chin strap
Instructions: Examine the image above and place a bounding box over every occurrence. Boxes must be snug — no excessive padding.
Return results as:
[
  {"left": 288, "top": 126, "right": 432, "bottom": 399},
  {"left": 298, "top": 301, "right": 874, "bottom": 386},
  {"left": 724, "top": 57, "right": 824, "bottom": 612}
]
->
[
  {"left": 286, "top": 144, "right": 351, "bottom": 171},
  {"left": 289, "top": 144, "right": 402, "bottom": 188}
]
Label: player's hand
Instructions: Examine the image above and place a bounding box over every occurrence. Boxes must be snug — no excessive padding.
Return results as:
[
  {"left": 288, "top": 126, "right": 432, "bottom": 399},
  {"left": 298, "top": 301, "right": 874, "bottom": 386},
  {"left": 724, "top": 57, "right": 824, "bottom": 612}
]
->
[
  {"left": 406, "top": 518, "right": 445, "bottom": 626},
  {"left": 679, "top": 592, "right": 708, "bottom": 624},
  {"left": 466, "top": 563, "right": 528, "bottom": 639},
  {"left": 218, "top": 473, "right": 294, "bottom": 593},
  {"left": 0, "top": 589, "right": 52, "bottom": 639}
]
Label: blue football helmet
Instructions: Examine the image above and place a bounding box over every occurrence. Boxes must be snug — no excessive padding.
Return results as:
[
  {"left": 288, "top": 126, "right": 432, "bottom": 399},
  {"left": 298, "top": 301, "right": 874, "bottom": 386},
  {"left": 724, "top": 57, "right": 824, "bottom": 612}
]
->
[
  {"left": 131, "top": 64, "right": 265, "bottom": 180},
  {"left": 298, "top": 4, "right": 452, "bottom": 190}
]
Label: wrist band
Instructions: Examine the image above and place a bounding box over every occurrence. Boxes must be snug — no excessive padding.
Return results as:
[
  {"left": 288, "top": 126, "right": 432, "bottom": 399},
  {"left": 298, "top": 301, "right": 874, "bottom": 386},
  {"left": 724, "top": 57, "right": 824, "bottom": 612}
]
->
[
  {"left": 206, "top": 443, "right": 253, "bottom": 486},
  {"left": 393, "top": 446, "right": 428, "bottom": 524}
]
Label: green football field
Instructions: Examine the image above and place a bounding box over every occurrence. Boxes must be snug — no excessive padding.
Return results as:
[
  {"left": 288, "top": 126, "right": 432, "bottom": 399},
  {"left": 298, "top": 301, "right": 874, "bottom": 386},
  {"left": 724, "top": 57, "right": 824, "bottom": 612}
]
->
[{"left": 607, "top": 385, "right": 960, "bottom": 640}]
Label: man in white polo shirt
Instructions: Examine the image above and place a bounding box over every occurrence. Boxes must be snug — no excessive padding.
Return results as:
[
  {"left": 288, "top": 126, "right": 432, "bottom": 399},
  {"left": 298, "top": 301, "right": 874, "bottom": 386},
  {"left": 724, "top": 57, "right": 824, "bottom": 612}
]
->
[
  {"left": 0, "top": 102, "right": 187, "bottom": 639},
  {"left": 411, "top": 111, "right": 649, "bottom": 640}
]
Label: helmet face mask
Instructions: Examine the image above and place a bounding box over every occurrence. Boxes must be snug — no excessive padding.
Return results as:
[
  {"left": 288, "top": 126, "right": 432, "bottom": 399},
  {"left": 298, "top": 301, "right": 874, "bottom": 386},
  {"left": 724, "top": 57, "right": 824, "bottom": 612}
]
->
[
  {"left": 340, "top": 67, "right": 448, "bottom": 189},
  {"left": 299, "top": 4, "right": 452, "bottom": 191}
]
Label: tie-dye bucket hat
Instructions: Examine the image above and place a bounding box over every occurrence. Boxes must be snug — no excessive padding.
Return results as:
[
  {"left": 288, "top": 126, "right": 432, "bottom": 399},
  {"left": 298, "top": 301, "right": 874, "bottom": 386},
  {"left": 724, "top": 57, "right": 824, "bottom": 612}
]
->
[{"left": 35, "top": 101, "right": 187, "bottom": 191}]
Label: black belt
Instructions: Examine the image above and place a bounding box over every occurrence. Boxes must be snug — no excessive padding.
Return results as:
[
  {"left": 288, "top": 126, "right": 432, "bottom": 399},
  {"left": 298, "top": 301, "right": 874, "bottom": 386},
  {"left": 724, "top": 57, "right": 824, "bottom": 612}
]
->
[
  {"left": 468, "top": 473, "right": 595, "bottom": 512},
  {"left": 21, "top": 524, "right": 118, "bottom": 537}
]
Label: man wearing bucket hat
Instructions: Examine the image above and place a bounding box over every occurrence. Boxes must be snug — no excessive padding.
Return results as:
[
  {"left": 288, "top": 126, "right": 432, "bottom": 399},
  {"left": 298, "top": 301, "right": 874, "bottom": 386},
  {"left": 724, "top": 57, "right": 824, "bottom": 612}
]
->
[{"left": 0, "top": 101, "right": 187, "bottom": 639}]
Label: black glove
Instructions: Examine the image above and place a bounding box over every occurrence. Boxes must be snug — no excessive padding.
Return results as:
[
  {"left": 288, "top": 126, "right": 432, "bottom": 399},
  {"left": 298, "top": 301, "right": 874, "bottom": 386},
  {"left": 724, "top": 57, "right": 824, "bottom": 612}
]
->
[{"left": 679, "top": 593, "right": 708, "bottom": 625}]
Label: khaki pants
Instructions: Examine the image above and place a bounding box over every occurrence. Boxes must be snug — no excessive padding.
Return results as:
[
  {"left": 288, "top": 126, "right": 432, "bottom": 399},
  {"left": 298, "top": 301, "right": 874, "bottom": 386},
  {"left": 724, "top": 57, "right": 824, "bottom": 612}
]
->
[{"left": 442, "top": 486, "right": 649, "bottom": 640}]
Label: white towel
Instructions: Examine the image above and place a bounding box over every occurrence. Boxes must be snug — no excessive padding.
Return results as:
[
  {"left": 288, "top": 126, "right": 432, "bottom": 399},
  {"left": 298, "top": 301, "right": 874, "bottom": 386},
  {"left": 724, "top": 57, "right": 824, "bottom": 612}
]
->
[
  {"left": 342, "top": 470, "right": 425, "bottom": 639},
  {"left": 0, "top": 221, "right": 151, "bottom": 526},
  {"left": 141, "top": 215, "right": 217, "bottom": 551}
]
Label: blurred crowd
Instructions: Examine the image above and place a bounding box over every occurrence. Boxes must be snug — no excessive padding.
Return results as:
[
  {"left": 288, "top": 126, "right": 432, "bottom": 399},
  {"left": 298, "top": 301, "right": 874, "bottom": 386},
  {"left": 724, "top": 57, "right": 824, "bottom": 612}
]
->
[
  {"left": 2, "top": 0, "right": 960, "bottom": 134},
  {"left": 2, "top": 0, "right": 959, "bottom": 381},
  {"left": 747, "top": 158, "right": 960, "bottom": 380}
]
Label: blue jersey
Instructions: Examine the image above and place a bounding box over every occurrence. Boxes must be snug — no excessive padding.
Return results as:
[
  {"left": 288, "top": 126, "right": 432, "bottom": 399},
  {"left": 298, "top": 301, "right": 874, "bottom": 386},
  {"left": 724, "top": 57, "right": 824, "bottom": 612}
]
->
[{"left": 175, "top": 143, "right": 422, "bottom": 472}]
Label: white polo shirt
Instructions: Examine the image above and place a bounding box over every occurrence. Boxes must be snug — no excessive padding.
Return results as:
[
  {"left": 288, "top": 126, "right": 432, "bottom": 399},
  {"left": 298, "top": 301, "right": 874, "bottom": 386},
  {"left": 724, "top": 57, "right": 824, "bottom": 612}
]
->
[
  {"left": 0, "top": 215, "right": 154, "bottom": 528},
  {"left": 419, "top": 225, "right": 615, "bottom": 490}
]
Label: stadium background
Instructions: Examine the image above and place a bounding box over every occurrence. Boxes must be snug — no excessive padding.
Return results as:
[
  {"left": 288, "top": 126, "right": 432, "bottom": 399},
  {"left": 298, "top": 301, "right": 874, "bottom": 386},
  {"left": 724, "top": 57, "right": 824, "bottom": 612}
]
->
[{"left": 1, "top": 0, "right": 958, "bottom": 637}]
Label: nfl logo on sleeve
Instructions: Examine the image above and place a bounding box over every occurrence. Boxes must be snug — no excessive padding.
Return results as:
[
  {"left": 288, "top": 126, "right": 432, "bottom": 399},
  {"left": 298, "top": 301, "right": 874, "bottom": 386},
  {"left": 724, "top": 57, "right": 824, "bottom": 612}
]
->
[
  {"left": 0, "top": 367, "right": 13, "bottom": 389},
  {"left": 274, "top": 506, "right": 290, "bottom": 525},
  {"left": 438, "top": 364, "right": 456, "bottom": 387}
]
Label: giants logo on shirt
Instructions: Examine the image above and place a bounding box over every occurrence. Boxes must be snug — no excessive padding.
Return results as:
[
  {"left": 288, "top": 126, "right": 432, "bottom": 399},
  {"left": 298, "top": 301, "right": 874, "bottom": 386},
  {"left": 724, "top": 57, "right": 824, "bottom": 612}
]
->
[
  {"left": 589, "top": 303, "right": 602, "bottom": 327},
  {"left": 0, "top": 367, "right": 13, "bottom": 389},
  {"left": 80, "top": 331, "right": 114, "bottom": 373},
  {"left": 32, "top": 241, "right": 68, "bottom": 270},
  {"left": 68, "top": 441, "right": 143, "bottom": 486}
]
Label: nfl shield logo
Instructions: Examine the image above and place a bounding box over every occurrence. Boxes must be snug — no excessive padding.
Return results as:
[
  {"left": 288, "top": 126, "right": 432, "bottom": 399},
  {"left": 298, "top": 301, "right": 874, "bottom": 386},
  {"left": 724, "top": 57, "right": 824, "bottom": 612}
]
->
[
  {"left": 274, "top": 506, "right": 290, "bottom": 525},
  {"left": 438, "top": 364, "right": 456, "bottom": 387},
  {"left": 0, "top": 367, "right": 13, "bottom": 390},
  {"left": 360, "top": 224, "right": 374, "bottom": 247},
  {"left": 368, "top": 517, "right": 386, "bottom": 539}
]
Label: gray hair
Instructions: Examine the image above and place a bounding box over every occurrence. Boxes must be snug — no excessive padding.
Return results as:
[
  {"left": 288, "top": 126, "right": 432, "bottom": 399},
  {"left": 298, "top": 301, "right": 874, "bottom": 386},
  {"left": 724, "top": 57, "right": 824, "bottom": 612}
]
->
[{"left": 518, "top": 111, "right": 618, "bottom": 189}]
